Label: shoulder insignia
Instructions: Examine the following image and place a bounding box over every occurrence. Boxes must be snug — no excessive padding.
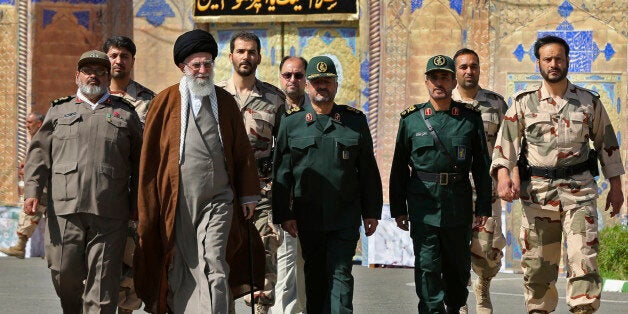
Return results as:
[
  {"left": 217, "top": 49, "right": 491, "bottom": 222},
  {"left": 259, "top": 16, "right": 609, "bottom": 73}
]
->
[
  {"left": 286, "top": 106, "right": 302, "bottom": 115},
  {"left": 340, "top": 105, "right": 364, "bottom": 115},
  {"left": 572, "top": 85, "right": 600, "bottom": 98},
  {"left": 51, "top": 96, "right": 73, "bottom": 107},
  {"left": 400, "top": 105, "right": 418, "bottom": 118}
]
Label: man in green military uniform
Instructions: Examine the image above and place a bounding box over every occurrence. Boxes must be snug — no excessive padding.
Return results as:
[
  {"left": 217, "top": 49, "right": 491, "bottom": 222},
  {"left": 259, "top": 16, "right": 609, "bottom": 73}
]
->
[
  {"left": 389, "top": 55, "right": 493, "bottom": 313},
  {"left": 272, "top": 55, "right": 383, "bottom": 313}
]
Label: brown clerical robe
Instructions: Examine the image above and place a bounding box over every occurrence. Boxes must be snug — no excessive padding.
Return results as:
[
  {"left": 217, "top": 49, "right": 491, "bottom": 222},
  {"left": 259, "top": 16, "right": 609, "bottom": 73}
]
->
[{"left": 134, "top": 83, "right": 265, "bottom": 313}]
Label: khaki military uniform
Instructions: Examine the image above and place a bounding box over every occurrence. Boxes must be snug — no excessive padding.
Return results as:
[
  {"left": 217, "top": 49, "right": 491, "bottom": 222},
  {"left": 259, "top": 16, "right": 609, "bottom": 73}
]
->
[
  {"left": 111, "top": 80, "right": 154, "bottom": 312},
  {"left": 490, "top": 82, "right": 624, "bottom": 313},
  {"left": 23, "top": 94, "right": 143, "bottom": 313},
  {"left": 110, "top": 79, "right": 155, "bottom": 125},
  {"left": 216, "top": 78, "right": 287, "bottom": 307},
  {"left": 452, "top": 87, "right": 508, "bottom": 278}
]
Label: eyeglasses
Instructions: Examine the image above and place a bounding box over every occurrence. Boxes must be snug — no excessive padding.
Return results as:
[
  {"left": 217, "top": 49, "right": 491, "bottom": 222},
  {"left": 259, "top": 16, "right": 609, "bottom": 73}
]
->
[
  {"left": 185, "top": 60, "right": 214, "bottom": 70},
  {"left": 281, "top": 72, "right": 304, "bottom": 80},
  {"left": 80, "top": 68, "right": 108, "bottom": 76}
]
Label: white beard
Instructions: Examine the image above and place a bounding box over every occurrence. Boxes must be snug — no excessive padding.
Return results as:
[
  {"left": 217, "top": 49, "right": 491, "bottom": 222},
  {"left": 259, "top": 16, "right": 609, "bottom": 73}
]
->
[
  {"left": 78, "top": 81, "right": 107, "bottom": 98},
  {"left": 184, "top": 67, "right": 215, "bottom": 97}
]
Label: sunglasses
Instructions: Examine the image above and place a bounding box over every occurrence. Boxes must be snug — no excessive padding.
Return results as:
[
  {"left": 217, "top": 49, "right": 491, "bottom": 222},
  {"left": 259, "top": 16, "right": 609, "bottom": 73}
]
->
[{"left": 281, "top": 72, "right": 304, "bottom": 80}]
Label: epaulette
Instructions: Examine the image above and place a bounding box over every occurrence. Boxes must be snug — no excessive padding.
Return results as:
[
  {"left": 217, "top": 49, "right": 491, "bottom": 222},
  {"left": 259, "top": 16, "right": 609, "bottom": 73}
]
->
[
  {"left": 513, "top": 85, "right": 540, "bottom": 101},
  {"left": 400, "top": 105, "right": 417, "bottom": 118},
  {"left": 110, "top": 95, "right": 135, "bottom": 109},
  {"left": 51, "top": 96, "right": 73, "bottom": 107},
  {"left": 285, "top": 106, "right": 302, "bottom": 115},
  {"left": 482, "top": 89, "right": 505, "bottom": 101},
  {"left": 340, "top": 105, "right": 364, "bottom": 115},
  {"left": 260, "top": 81, "right": 287, "bottom": 100},
  {"left": 572, "top": 85, "right": 600, "bottom": 98}
]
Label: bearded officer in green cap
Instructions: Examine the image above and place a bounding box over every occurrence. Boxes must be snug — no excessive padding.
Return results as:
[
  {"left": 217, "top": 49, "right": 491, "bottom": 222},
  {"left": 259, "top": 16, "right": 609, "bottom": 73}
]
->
[
  {"left": 272, "top": 55, "right": 383, "bottom": 313},
  {"left": 389, "top": 54, "right": 492, "bottom": 313}
]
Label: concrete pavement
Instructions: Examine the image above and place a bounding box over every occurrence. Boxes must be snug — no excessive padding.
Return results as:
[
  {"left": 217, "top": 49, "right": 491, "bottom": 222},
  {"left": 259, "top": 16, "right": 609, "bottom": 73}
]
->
[{"left": 1, "top": 257, "right": 627, "bottom": 313}]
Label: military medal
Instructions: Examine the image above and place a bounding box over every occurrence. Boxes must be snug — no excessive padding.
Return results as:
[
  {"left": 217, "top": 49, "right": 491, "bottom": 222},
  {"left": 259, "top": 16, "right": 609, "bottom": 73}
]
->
[
  {"left": 452, "top": 107, "right": 460, "bottom": 116},
  {"left": 306, "top": 112, "right": 313, "bottom": 122},
  {"left": 333, "top": 113, "right": 341, "bottom": 122},
  {"left": 342, "top": 150, "right": 350, "bottom": 159},
  {"left": 457, "top": 146, "right": 466, "bottom": 160},
  {"left": 425, "top": 108, "right": 433, "bottom": 116}
]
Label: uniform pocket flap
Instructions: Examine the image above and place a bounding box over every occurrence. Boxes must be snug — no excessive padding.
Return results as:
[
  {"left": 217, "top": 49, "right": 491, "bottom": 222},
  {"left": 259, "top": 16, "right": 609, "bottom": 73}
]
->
[
  {"left": 411, "top": 136, "right": 434, "bottom": 148},
  {"left": 251, "top": 110, "right": 276, "bottom": 127},
  {"left": 58, "top": 114, "right": 81, "bottom": 125},
  {"left": 481, "top": 112, "right": 499, "bottom": 124},
  {"left": 525, "top": 113, "right": 551, "bottom": 125},
  {"left": 289, "top": 137, "right": 316, "bottom": 150},
  {"left": 570, "top": 112, "right": 585, "bottom": 122},
  {"left": 336, "top": 137, "right": 359, "bottom": 147},
  {"left": 99, "top": 164, "right": 125, "bottom": 179},
  {"left": 53, "top": 161, "right": 78, "bottom": 174},
  {"left": 452, "top": 136, "right": 469, "bottom": 146},
  {"left": 108, "top": 117, "right": 128, "bottom": 128}
]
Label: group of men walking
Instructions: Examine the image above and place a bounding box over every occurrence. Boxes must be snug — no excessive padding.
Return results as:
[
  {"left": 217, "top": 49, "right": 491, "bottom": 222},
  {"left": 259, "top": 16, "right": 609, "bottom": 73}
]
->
[{"left": 3, "top": 28, "right": 623, "bottom": 314}]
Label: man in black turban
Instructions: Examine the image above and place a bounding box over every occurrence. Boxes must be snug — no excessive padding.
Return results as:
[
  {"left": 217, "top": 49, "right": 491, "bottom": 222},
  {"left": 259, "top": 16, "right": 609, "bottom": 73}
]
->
[{"left": 134, "top": 29, "right": 265, "bottom": 313}]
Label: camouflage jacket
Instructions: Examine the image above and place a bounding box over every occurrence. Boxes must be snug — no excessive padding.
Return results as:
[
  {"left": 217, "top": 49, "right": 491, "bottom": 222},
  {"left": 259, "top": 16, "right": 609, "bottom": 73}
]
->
[
  {"left": 490, "top": 81, "right": 624, "bottom": 210},
  {"left": 452, "top": 87, "right": 508, "bottom": 157},
  {"left": 216, "top": 78, "right": 287, "bottom": 160},
  {"left": 110, "top": 80, "right": 155, "bottom": 124}
]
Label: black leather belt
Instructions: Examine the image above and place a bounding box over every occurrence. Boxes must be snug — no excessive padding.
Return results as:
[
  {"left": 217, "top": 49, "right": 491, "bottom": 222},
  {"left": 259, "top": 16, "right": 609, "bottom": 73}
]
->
[
  {"left": 528, "top": 161, "right": 589, "bottom": 179},
  {"left": 413, "top": 171, "right": 465, "bottom": 185}
]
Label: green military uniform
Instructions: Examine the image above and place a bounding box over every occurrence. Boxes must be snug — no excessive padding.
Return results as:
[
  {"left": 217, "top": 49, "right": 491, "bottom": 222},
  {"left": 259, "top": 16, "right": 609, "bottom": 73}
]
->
[
  {"left": 389, "top": 55, "right": 492, "bottom": 313},
  {"left": 272, "top": 56, "right": 382, "bottom": 314}
]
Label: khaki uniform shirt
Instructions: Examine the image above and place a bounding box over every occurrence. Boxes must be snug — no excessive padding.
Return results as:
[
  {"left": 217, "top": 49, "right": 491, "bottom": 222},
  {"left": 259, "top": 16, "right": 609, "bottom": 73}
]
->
[
  {"left": 111, "top": 80, "right": 155, "bottom": 124},
  {"left": 490, "top": 81, "right": 624, "bottom": 211},
  {"left": 23, "top": 95, "right": 143, "bottom": 220}
]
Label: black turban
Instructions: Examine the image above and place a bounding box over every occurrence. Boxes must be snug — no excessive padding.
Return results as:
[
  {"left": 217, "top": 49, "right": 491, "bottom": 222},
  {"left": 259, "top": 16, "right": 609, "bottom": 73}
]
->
[{"left": 173, "top": 29, "right": 218, "bottom": 66}]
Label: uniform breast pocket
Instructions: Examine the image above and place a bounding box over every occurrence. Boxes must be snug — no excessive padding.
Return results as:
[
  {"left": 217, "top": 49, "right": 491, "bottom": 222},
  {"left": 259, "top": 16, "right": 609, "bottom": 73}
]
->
[
  {"left": 51, "top": 161, "right": 78, "bottom": 201},
  {"left": 336, "top": 137, "right": 359, "bottom": 165},
  {"left": 53, "top": 115, "right": 81, "bottom": 140},
  {"left": 249, "top": 110, "right": 276, "bottom": 153},
  {"left": 106, "top": 117, "right": 128, "bottom": 142},
  {"left": 289, "top": 137, "right": 317, "bottom": 166},
  {"left": 524, "top": 113, "right": 552, "bottom": 144},
  {"left": 411, "top": 136, "right": 434, "bottom": 153},
  {"left": 567, "top": 111, "right": 587, "bottom": 143},
  {"left": 481, "top": 112, "right": 500, "bottom": 139},
  {"left": 451, "top": 136, "right": 470, "bottom": 162}
]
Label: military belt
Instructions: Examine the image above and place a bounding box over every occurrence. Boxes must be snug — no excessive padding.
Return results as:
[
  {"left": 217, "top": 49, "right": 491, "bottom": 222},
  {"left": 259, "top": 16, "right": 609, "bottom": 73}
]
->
[
  {"left": 528, "top": 161, "right": 589, "bottom": 179},
  {"left": 413, "top": 171, "right": 465, "bottom": 186}
]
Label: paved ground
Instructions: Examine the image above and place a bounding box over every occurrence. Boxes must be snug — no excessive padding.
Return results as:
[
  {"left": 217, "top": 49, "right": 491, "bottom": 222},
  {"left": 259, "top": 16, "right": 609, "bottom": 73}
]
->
[{"left": 1, "top": 257, "right": 627, "bottom": 313}]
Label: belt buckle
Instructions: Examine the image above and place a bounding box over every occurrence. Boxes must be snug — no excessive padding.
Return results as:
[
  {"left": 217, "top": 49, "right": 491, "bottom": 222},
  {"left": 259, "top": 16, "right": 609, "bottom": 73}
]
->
[{"left": 439, "top": 173, "right": 449, "bottom": 185}]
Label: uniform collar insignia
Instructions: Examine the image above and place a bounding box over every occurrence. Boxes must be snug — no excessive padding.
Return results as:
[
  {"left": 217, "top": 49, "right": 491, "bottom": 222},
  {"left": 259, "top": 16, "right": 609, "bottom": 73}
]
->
[
  {"left": 452, "top": 106, "right": 460, "bottom": 116},
  {"left": 333, "top": 112, "right": 341, "bottom": 122},
  {"left": 305, "top": 112, "right": 313, "bottom": 123},
  {"left": 425, "top": 107, "right": 433, "bottom": 116}
]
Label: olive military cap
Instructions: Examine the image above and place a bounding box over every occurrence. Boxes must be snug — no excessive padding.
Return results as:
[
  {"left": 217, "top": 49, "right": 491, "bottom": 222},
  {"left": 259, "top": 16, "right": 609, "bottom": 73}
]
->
[
  {"left": 77, "top": 50, "right": 111, "bottom": 70},
  {"left": 306, "top": 55, "right": 337, "bottom": 80},
  {"left": 425, "top": 55, "right": 455, "bottom": 74}
]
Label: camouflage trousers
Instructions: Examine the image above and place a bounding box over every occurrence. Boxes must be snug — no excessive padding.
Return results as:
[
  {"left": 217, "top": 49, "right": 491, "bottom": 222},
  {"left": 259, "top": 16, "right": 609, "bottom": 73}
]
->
[
  {"left": 519, "top": 204, "right": 602, "bottom": 313},
  {"left": 470, "top": 200, "right": 506, "bottom": 279},
  {"left": 244, "top": 207, "right": 281, "bottom": 307},
  {"left": 16, "top": 204, "right": 46, "bottom": 238}
]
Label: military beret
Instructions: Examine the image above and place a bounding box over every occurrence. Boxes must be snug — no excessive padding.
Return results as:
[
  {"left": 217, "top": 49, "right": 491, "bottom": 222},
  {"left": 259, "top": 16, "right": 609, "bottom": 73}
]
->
[
  {"left": 78, "top": 50, "right": 110, "bottom": 70},
  {"left": 173, "top": 29, "right": 218, "bottom": 66},
  {"left": 425, "top": 55, "right": 455, "bottom": 74},
  {"left": 306, "top": 55, "right": 337, "bottom": 80}
]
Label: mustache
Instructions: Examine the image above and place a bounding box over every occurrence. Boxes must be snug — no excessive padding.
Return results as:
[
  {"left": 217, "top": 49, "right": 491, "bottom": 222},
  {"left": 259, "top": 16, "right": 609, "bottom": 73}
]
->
[{"left": 239, "top": 61, "right": 252, "bottom": 67}]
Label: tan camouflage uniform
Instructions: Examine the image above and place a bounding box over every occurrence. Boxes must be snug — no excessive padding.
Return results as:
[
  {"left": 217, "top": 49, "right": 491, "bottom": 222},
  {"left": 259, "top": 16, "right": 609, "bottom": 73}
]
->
[
  {"left": 111, "top": 79, "right": 154, "bottom": 312},
  {"left": 452, "top": 87, "right": 508, "bottom": 279},
  {"left": 216, "top": 78, "right": 287, "bottom": 307},
  {"left": 490, "top": 82, "right": 624, "bottom": 313}
]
